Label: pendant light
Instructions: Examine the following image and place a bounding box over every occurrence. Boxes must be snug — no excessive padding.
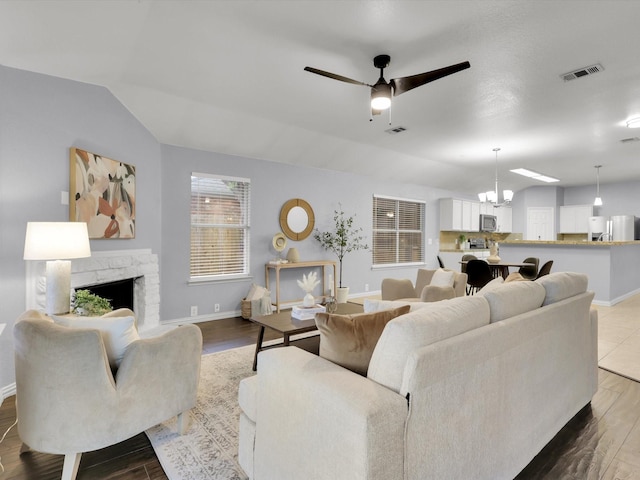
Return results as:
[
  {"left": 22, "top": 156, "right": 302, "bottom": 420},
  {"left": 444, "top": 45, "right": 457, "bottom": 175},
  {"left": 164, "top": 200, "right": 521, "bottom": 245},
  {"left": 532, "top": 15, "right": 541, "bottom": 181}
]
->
[
  {"left": 594, "top": 165, "right": 603, "bottom": 206},
  {"left": 478, "top": 148, "right": 513, "bottom": 206}
]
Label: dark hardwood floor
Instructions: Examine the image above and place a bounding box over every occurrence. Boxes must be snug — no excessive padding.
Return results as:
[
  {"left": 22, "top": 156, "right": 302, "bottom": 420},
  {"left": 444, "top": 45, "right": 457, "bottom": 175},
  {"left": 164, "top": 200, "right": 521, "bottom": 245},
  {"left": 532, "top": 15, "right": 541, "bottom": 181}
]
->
[{"left": 1, "top": 317, "right": 640, "bottom": 479}]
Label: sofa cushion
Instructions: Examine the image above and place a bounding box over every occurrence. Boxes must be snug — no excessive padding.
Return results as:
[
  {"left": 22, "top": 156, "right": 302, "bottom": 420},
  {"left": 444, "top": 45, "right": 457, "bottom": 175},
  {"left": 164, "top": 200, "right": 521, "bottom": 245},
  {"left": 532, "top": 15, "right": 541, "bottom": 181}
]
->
[
  {"left": 315, "top": 305, "right": 411, "bottom": 376},
  {"left": 477, "top": 280, "right": 546, "bottom": 323},
  {"left": 364, "top": 298, "right": 433, "bottom": 313},
  {"left": 479, "top": 276, "right": 504, "bottom": 292},
  {"left": 52, "top": 314, "right": 139, "bottom": 369},
  {"left": 367, "top": 296, "right": 490, "bottom": 393},
  {"left": 430, "top": 268, "right": 455, "bottom": 287},
  {"left": 536, "top": 271, "right": 588, "bottom": 306}
]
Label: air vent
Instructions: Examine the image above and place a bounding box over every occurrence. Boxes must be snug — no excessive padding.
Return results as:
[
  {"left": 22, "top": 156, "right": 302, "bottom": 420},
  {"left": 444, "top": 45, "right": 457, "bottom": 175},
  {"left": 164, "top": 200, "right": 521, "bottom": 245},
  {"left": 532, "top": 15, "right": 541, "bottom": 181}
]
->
[
  {"left": 620, "top": 137, "right": 640, "bottom": 143},
  {"left": 561, "top": 63, "right": 604, "bottom": 82},
  {"left": 385, "top": 126, "right": 407, "bottom": 134}
]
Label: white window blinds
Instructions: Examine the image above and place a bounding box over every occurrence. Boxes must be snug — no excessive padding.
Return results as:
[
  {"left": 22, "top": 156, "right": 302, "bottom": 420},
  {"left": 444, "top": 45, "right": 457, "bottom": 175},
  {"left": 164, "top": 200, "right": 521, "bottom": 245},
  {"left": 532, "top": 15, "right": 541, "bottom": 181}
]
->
[
  {"left": 372, "top": 195, "right": 425, "bottom": 266},
  {"left": 190, "top": 173, "right": 250, "bottom": 280}
]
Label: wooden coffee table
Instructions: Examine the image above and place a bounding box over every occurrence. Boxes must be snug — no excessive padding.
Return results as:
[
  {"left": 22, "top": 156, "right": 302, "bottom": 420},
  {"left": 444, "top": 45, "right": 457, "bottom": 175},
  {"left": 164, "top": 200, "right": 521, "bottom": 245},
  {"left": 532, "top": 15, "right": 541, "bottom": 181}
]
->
[{"left": 249, "top": 302, "right": 363, "bottom": 370}]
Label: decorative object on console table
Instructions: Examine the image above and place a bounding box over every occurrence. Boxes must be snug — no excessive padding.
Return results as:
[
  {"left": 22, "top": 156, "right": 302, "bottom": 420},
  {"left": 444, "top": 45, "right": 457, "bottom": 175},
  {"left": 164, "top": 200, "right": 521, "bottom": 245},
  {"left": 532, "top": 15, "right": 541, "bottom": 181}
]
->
[
  {"left": 70, "top": 147, "right": 136, "bottom": 239},
  {"left": 286, "top": 247, "right": 300, "bottom": 263},
  {"left": 23, "top": 222, "right": 91, "bottom": 315},
  {"left": 272, "top": 232, "right": 287, "bottom": 260},
  {"left": 313, "top": 205, "right": 368, "bottom": 303}
]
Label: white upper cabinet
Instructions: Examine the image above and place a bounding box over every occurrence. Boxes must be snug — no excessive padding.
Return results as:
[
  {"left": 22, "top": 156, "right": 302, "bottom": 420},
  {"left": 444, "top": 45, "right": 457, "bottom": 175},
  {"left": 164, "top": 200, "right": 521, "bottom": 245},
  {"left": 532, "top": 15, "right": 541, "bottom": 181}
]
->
[
  {"left": 559, "top": 205, "right": 593, "bottom": 233},
  {"left": 496, "top": 206, "right": 512, "bottom": 232},
  {"left": 440, "top": 198, "right": 485, "bottom": 232}
]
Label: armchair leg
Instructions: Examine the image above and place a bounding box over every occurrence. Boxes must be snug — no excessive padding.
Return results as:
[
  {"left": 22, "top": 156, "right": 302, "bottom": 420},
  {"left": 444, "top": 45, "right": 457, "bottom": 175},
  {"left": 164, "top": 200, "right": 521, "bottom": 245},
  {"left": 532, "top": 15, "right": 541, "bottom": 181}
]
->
[
  {"left": 61, "top": 453, "right": 82, "bottom": 480},
  {"left": 177, "top": 411, "right": 190, "bottom": 435}
]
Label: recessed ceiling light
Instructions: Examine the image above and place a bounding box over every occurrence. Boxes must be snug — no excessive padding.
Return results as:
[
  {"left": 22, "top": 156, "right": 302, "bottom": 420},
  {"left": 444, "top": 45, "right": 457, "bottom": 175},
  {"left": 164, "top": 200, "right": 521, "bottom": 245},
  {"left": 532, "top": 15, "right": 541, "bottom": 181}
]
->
[
  {"left": 510, "top": 168, "right": 560, "bottom": 183},
  {"left": 626, "top": 118, "right": 640, "bottom": 128}
]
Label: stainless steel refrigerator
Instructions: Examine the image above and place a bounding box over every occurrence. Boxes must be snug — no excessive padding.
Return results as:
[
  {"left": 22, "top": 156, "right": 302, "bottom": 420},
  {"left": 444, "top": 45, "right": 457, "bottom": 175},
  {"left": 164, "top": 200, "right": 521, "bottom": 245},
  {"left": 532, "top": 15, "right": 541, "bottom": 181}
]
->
[{"left": 611, "top": 215, "right": 639, "bottom": 241}]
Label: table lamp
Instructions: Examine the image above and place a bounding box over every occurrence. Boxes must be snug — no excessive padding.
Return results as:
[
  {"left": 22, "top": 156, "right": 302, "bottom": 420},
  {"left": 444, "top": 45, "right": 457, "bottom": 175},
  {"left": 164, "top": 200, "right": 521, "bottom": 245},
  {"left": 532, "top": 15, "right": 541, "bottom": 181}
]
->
[{"left": 23, "top": 222, "right": 91, "bottom": 315}]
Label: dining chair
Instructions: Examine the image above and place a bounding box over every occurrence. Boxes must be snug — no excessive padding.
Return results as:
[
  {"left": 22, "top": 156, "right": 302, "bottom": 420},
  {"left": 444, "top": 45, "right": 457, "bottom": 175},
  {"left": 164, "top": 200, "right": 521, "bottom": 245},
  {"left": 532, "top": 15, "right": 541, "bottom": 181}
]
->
[
  {"left": 518, "top": 257, "right": 540, "bottom": 280},
  {"left": 465, "top": 259, "right": 493, "bottom": 295},
  {"left": 535, "top": 260, "right": 553, "bottom": 279},
  {"left": 460, "top": 254, "right": 477, "bottom": 274}
]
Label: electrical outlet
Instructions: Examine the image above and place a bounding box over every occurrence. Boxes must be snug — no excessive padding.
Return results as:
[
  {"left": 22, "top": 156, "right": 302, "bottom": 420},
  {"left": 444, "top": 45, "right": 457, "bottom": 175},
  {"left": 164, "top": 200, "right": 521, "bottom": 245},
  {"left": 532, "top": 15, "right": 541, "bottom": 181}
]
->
[
  {"left": 214, "top": 303, "right": 220, "bottom": 312},
  {"left": 190, "top": 306, "right": 198, "bottom": 317},
  {"left": 365, "top": 283, "right": 369, "bottom": 292}
]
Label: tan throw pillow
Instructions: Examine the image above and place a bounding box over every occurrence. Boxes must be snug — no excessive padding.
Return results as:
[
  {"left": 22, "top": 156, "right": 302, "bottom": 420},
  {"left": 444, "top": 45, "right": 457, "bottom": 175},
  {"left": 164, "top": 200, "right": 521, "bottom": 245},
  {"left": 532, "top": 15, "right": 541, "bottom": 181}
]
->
[
  {"left": 315, "top": 305, "right": 411, "bottom": 376},
  {"left": 430, "top": 268, "right": 456, "bottom": 287},
  {"left": 504, "top": 272, "right": 527, "bottom": 282}
]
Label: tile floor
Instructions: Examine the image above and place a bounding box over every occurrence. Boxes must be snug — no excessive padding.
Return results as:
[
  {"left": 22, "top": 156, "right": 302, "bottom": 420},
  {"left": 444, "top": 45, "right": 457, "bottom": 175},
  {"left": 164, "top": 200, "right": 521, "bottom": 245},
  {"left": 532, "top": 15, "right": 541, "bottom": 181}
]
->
[{"left": 595, "top": 294, "right": 640, "bottom": 382}]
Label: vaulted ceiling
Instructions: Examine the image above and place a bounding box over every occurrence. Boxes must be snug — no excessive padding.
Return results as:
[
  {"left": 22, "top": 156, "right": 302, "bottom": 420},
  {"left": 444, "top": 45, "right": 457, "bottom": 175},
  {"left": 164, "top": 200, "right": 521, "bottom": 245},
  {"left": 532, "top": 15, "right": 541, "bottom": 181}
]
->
[{"left": 1, "top": 0, "right": 640, "bottom": 196}]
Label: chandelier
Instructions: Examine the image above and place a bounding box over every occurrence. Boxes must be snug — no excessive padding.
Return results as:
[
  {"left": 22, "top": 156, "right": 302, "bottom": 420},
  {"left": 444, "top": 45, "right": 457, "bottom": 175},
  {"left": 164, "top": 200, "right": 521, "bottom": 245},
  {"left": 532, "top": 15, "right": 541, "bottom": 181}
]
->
[
  {"left": 593, "top": 165, "right": 603, "bottom": 206},
  {"left": 478, "top": 148, "right": 513, "bottom": 207}
]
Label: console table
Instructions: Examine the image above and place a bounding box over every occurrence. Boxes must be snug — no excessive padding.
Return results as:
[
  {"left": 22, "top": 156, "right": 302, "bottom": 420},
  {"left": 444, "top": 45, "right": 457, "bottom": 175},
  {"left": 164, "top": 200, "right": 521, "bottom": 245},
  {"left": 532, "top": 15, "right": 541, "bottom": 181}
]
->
[{"left": 265, "top": 260, "right": 337, "bottom": 313}]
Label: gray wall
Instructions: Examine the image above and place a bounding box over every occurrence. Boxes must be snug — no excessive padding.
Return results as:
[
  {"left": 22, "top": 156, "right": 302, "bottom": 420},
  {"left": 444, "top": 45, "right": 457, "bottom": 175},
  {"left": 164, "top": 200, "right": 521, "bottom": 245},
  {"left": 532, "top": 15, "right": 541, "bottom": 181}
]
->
[
  {"left": 160, "top": 144, "right": 455, "bottom": 320},
  {"left": 0, "top": 65, "right": 161, "bottom": 392}
]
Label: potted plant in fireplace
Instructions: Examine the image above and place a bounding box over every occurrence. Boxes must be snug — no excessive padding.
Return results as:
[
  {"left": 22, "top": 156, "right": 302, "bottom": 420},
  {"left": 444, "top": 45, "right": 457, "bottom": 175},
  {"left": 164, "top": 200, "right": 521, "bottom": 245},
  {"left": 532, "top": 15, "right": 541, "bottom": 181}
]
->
[{"left": 313, "top": 205, "right": 368, "bottom": 303}]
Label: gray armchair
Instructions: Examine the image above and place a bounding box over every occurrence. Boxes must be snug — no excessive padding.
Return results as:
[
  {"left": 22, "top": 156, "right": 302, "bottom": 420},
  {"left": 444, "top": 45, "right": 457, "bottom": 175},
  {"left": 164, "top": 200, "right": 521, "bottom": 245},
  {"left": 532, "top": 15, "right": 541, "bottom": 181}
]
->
[
  {"left": 13, "top": 309, "right": 202, "bottom": 480},
  {"left": 381, "top": 268, "right": 468, "bottom": 302}
]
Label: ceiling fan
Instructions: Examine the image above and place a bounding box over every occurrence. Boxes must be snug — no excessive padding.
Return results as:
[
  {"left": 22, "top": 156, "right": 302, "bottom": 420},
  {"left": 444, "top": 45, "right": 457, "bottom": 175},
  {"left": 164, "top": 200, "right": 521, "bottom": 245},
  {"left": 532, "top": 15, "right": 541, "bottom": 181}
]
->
[{"left": 304, "top": 55, "right": 470, "bottom": 117}]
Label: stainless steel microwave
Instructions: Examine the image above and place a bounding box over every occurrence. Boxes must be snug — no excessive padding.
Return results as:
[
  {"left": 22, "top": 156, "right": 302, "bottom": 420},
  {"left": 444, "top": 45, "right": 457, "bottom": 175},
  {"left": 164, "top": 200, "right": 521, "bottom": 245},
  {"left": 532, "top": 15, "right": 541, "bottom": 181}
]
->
[{"left": 479, "top": 214, "right": 497, "bottom": 232}]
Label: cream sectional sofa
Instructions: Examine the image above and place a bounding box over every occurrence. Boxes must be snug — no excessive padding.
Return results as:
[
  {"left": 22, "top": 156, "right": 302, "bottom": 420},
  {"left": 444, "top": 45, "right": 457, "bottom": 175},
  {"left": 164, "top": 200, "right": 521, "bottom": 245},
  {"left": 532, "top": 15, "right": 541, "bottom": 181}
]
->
[{"left": 238, "top": 272, "right": 597, "bottom": 480}]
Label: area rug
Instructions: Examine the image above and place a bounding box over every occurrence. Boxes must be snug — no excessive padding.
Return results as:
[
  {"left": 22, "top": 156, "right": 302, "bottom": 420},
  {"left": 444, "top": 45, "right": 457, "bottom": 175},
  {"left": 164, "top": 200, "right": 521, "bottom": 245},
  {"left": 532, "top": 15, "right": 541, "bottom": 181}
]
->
[{"left": 146, "top": 345, "right": 254, "bottom": 480}]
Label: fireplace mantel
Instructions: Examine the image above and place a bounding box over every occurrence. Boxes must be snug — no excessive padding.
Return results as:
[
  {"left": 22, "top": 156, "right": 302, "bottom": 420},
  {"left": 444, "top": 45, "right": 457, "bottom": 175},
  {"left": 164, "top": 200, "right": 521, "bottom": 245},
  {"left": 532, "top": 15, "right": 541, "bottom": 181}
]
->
[{"left": 26, "top": 249, "right": 160, "bottom": 330}]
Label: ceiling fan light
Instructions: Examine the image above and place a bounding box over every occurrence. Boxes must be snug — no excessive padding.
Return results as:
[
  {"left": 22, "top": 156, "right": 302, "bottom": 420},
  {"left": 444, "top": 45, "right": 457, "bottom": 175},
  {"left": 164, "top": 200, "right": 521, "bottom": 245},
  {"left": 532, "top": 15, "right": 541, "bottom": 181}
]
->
[
  {"left": 371, "top": 83, "right": 392, "bottom": 110},
  {"left": 626, "top": 117, "right": 640, "bottom": 128}
]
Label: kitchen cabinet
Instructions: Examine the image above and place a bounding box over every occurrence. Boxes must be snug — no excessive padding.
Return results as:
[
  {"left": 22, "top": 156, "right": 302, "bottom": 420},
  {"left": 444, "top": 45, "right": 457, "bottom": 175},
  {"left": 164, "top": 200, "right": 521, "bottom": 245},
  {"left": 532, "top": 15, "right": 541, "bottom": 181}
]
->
[
  {"left": 559, "top": 205, "right": 593, "bottom": 233},
  {"left": 480, "top": 202, "right": 494, "bottom": 216},
  {"left": 495, "top": 206, "right": 512, "bottom": 232},
  {"left": 440, "top": 198, "right": 482, "bottom": 232}
]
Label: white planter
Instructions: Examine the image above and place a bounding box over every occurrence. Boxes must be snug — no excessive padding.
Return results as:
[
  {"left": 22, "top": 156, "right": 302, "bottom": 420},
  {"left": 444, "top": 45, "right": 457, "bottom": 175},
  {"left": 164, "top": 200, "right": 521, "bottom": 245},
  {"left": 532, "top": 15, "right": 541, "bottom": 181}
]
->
[{"left": 336, "top": 287, "right": 349, "bottom": 304}]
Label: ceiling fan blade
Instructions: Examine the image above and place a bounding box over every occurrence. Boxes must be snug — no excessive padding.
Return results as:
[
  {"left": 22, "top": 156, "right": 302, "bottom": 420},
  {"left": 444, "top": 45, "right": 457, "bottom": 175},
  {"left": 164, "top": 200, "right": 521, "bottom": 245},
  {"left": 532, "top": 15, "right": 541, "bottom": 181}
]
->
[
  {"left": 304, "top": 66, "right": 371, "bottom": 87},
  {"left": 391, "top": 61, "right": 470, "bottom": 96}
]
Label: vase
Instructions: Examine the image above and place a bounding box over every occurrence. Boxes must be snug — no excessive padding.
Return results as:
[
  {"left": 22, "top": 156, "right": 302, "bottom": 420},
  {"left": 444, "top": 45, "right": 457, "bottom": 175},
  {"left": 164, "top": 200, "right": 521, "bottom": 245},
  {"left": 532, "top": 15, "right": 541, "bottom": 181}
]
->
[
  {"left": 286, "top": 247, "right": 300, "bottom": 263},
  {"left": 336, "top": 286, "right": 349, "bottom": 304},
  {"left": 487, "top": 243, "right": 501, "bottom": 264},
  {"left": 303, "top": 292, "right": 315, "bottom": 307},
  {"left": 325, "top": 295, "right": 338, "bottom": 313}
]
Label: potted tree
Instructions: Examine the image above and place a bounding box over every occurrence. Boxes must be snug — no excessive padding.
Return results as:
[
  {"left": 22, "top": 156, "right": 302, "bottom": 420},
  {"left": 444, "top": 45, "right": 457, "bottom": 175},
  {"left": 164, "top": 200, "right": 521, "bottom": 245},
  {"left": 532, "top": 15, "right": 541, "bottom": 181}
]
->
[{"left": 313, "top": 205, "right": 368, "bottom": 303}]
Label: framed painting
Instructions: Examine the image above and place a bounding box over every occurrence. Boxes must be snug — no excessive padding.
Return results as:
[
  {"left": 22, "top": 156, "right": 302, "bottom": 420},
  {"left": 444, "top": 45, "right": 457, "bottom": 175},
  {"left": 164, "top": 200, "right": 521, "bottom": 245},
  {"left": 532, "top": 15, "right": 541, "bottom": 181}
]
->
[{"left": 70, "top": 147, "right": 136, "bottom": 239}]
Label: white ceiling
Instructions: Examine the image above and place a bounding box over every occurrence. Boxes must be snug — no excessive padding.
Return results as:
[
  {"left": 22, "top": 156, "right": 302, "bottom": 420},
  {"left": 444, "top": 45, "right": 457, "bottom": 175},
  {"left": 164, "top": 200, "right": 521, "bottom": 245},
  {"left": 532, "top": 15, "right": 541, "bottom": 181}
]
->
[{"left": 2, "top": 0, "right": 640, "bottom": 196}]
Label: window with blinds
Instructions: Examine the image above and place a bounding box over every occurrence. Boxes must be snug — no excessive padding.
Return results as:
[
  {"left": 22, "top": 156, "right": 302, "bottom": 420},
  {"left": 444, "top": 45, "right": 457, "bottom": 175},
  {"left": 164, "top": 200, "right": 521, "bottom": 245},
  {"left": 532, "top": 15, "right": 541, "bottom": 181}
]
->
[
  {"left": 372, "top": 195, "right": 425, "bottom": 266},
  {"left": 190, "top": 173, "right": 250, "bottom": 280}
]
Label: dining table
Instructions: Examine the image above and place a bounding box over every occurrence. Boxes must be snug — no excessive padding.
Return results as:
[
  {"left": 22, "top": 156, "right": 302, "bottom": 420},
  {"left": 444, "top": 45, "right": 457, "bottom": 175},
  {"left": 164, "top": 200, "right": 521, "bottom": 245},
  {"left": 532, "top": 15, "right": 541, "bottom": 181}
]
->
[{"left": 460, "top": 260, "right": 536, "bottom": 279}]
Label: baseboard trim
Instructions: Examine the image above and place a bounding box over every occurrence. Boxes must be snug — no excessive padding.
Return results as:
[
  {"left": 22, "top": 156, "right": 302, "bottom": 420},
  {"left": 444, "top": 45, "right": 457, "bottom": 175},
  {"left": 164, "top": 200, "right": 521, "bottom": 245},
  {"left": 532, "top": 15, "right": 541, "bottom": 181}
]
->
[{"left": 2, "top": 382, "right": 16, "bottom": 402}]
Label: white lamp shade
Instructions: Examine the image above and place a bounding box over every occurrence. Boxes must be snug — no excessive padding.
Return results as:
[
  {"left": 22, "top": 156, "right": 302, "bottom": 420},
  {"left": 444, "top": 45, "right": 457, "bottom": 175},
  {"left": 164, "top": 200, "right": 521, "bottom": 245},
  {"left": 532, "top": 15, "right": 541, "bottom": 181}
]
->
[
  {"left": 478, "top": 192, "right": 487, "bottom": 202},
  {"left": 594, "top": 196, "right": 603, "bottom": 206},
  {"left": 503, "top": 190, "right": 514, "bottom": 202},
  {"left": 24, "top": 222, "right": 91, "bottom": 260}
]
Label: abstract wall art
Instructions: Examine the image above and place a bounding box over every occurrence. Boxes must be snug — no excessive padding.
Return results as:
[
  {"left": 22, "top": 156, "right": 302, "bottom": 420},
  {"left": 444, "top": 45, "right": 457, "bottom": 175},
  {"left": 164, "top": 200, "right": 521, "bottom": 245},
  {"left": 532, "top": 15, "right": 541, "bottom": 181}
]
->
[{"left": 70, "top": 147, "right": 136, "bottom": 239}]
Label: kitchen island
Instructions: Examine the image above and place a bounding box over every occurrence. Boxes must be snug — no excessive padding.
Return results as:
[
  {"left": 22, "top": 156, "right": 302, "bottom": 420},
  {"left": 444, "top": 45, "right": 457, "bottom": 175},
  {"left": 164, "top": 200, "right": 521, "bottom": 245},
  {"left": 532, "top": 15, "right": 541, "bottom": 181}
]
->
[{"left": 498, "top": 240, "right": 640, "bottom": 305}]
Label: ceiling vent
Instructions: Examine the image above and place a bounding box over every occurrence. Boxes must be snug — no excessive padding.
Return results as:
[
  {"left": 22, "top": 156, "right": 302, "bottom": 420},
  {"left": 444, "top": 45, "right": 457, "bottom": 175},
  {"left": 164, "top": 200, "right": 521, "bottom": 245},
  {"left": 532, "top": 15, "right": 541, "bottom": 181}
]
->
[
  {"left": 385, "top": 126, "right": 407, "bottom": 134},
  {"left": 561, "top": 63, "right": 604, "bottom": 82},
  {"left": 620, "top": 137, "right": 640, "bottom": 143}
]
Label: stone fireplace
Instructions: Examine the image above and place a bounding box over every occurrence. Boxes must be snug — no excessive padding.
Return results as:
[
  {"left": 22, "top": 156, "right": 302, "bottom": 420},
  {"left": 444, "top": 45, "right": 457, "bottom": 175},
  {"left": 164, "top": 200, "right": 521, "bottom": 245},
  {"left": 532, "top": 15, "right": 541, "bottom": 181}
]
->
[{"left": 26, "top": 249, "right": 160, "bottom": 330}]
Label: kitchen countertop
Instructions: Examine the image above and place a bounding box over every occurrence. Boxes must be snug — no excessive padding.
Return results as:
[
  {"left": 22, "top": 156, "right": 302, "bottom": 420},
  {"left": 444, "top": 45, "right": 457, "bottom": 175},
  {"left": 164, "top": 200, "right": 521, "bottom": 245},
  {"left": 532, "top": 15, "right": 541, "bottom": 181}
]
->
[
  {"left": 500, "top": 240, "right": 640, "bottom": 246},
  {"left": 439, "top": 248, "right": 490, "bottom": 253}
]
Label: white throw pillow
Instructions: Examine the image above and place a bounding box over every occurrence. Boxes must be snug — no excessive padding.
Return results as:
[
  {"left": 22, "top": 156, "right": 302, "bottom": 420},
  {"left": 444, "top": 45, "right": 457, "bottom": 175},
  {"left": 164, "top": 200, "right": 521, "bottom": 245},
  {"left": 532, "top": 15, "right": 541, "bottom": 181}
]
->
[
  {"left": 430, "top": 268, "right": 456, "bottom": 287},
  {"left": 52, "top": 314, "right": 139, "bottom": 369}
]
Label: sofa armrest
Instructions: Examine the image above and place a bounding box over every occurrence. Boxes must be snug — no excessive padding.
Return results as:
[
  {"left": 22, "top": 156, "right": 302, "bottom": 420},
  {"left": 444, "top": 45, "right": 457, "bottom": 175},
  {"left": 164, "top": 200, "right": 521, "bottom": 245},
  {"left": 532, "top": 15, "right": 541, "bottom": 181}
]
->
[
  {"left": 253, "top": 347, "right": 406, "bottom": 480},
  {"left": 115, "top": 324, "right": 202, "bottom": 430}
]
